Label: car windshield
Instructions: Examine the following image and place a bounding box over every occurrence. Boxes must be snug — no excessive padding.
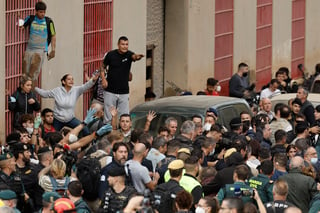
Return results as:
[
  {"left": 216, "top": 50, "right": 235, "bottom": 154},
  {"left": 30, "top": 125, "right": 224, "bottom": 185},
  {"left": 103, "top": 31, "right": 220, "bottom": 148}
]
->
[{"left": 131, "top": 111, "right": 198, "bottom": 136}]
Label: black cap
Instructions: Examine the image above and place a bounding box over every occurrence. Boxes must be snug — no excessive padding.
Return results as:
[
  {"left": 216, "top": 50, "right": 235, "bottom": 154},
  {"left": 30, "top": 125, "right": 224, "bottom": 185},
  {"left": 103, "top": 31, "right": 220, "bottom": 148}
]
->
[
  {"left": 229, "top": 117, "right": 242, "bottom": 127},
  {"left": 108, "top": 166, "right": 126, "bottom": 177},
  {"left": 38, "top": 146, "right": 53, "bottom": 155},
  {"left": 12, "top": 143, "right": 29, "bottom": 153}
]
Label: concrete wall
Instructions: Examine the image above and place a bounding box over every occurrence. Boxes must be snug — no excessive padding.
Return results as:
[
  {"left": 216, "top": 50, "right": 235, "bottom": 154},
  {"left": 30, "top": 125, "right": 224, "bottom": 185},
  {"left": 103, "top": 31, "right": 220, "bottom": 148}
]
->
[
  {"left": 233, "top": 0, "right": 256, "bottom": 79},
  {"left": 147, "top": 0, "right": 164, "bottom": 98},
  {"left": 187, "top": 0, "right": 214, "bottom": 93},
  {"left": 42, "top": 0, "right": 84, "bottom": 119},
  {"left": 272, "top": 0, "right": 291, "bottom": 76},
  {"left": 164, "top": 0, "right": 188, "bottom": 95},
  {"left": 164, "top": 0, "right": 214, "bottom": 95},
  {"left": 305, "top": 0, "right": 320, "bottom": 76},
  {"left": 0, "top": 0, "right": 5, "bottom": 141},
  {"left": 113, "top": 0, "right": 147, "bottom": 109}
]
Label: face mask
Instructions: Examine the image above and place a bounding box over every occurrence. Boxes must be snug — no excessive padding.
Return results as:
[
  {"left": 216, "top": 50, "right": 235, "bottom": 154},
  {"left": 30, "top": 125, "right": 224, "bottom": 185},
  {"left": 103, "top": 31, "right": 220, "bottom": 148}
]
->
[
  {"left": 209, "top": 149, "right": 215, "bottom": 156},
  {"left": 242, "top": 72, "right": 248, "bottom": 77},
  {"left": 310, "top": 157, "right": 318, "bottom": 165},
  {"left": 195, "top": 207, "right": 206, "bottom": 213},
  {"left": 203, "top": 123, "right": 212, "bottom": 131},
  {"left": 68, "top": 134, "right": 78, "bottom": 143},
  {"left": 216, "top": 85, "right": 221, "bottom": 92},
  {"left": 242, "top": 120, "right": 250, "bottom": 133},
  {"left": 26, "top": 127, "right": 33, "bottom": 135}
]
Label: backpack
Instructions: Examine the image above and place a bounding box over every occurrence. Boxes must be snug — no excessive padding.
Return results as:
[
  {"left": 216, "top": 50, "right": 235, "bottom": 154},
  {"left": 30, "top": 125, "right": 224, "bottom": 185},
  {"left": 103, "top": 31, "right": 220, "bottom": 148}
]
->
[
  {"left": 49, "top": 175, "right": 70, "bottom": 197},
  {"left": 76, "top": 157, "right": 101, "bottom": 201},
  {"left": 124, "top": 163, "right": 134, "bottom": 187},
  {"left": 24, "top": 15, "right": 54, "bottom": 46},
  {"left": 152, "top": 184, "right": 178, "bottom": 213}
]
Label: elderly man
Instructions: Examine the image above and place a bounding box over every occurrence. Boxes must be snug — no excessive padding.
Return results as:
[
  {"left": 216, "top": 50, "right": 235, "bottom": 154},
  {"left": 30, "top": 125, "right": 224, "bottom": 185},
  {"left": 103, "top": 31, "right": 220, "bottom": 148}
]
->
[
  {"left": 304, "top": 146, "right": 320, "bottom": 181},
  {"left": 258, "top": 98, "right": 275, "bottom": 122},
  {"left": 280, "top": 156, "right": 318, "bottom": 212},
  {"left": 175, "top": 120, "right": 195, "bottom": 151}
]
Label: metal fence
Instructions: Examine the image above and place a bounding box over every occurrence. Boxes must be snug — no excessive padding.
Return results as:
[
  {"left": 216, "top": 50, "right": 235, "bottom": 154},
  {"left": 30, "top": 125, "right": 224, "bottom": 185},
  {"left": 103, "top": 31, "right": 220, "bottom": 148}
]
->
[
  {"left": 5, "top": 0, "right": 39, "bottom": 135},
  {"left": 83, "top": 0, "right": 113, "bottom": 117}
]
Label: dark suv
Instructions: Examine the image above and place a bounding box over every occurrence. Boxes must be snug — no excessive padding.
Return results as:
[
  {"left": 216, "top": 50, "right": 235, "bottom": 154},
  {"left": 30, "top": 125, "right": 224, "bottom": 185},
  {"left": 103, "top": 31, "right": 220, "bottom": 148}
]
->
[{"left": 130, "top": 95, "right": 251, "bottom": 136}]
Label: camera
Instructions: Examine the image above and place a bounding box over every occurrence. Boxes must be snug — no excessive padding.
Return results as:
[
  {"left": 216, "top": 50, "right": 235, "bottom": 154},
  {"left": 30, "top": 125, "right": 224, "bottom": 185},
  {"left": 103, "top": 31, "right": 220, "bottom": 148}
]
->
[
  {"left": 136, "top": 190, "right": 160, "bottom": 213},
  {"left": 54, "top": 144, "right": 77, "bottom": 176},
  {"left": 241, "top": 189, "right": 255, "bottom": 197}
]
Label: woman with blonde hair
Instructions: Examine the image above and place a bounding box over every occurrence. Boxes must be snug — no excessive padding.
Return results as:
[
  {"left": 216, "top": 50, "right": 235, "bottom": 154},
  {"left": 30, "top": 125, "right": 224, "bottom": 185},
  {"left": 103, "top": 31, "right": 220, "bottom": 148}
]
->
[{"left": 38, "top": 158, "right": 76, "bottom": 193}]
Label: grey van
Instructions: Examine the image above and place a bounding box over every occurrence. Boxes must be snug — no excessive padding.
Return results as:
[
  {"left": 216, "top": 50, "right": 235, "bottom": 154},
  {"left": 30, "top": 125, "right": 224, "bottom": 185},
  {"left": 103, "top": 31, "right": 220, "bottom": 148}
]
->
[{"left": 130, "top": 95, "right": 251, "bottom": 136}]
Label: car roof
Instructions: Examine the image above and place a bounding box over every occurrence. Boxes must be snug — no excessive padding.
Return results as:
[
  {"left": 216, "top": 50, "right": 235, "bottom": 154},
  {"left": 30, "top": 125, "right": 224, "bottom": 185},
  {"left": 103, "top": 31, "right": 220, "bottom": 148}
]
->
[
  {"left": 270, "top": 93, "right": 320, "bottom": 107},
  {"left": 131, "top": 95, "right": 248, "bottom": 114}
]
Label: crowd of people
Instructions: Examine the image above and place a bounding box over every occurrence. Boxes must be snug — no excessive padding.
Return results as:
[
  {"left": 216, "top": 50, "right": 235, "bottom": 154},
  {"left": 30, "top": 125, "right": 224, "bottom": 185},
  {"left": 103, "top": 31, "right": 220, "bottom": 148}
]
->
[{"left": 3, "top": 1, "right": 320, "bottom": 213}]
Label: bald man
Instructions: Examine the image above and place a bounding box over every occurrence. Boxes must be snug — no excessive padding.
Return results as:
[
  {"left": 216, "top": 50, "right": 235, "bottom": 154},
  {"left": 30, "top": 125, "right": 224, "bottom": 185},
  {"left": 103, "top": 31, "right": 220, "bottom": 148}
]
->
[
  {"left": 258, "top": 98, "right": 275, "bottom": 121},
  {"left": 125, "top": 143, "right": 160, "bottom": 193}
]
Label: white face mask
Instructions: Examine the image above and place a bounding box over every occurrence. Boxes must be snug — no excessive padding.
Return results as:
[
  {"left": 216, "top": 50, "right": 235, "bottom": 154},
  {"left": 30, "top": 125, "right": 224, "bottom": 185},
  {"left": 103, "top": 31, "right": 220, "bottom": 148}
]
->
[
  {"left": 26, "top": 127, "right": 33, "bottom": 135},
  {"left": 68, "top": 134, "right": 78, "bottom": 143},
  {"left": 195, "top": 207, "right": 206, "bottom": 213},
  {"left": 310, "top": 157, "right": 318, "bottom": 165},
  {"left": 203, "top": 123, "right": 212, "bottom": 131},
  {"left": 216, "top": 85, "right": 221, "bottom": 92},
  {"left": 209, "top": 149, "right": 215, "bottom": 156}
]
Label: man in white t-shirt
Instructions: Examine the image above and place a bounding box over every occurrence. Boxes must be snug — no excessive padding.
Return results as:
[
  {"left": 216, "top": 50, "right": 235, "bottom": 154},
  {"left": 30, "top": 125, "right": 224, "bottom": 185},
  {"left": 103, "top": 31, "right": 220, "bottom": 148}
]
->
[{"left": 260, "top": 79, "right": 281, "bottom": 99}]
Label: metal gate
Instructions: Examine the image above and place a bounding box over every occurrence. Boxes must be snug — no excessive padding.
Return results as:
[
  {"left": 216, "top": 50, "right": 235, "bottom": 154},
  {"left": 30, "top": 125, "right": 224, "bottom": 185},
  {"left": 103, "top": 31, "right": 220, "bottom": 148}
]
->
[
  {"left": 256, "top": 0, "right": 272, "bottom": 91},
  {"left": 83, "top": 0, "right": 113, "bottom": 117},
  {"left": 5, "top": 0, "right": 39, "bottom": 135},
  {"left": 291, "top": 0, "right": 305, "bottom": 78},
  {"left": 214, "top": 0, "right": 234, "bottom": 96}
]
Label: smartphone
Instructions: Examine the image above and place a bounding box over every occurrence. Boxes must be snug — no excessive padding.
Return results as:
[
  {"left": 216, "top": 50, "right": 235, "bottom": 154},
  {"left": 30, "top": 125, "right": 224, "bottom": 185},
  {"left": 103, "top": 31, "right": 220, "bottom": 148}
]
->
[{"left": 92, "top": 69, "right": 99, "bottom": 76}]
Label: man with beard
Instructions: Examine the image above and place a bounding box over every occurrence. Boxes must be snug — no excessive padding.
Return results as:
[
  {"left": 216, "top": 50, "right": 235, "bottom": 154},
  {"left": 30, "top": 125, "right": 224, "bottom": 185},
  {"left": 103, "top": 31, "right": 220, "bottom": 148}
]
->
[
  {"left": 40, "top": 108, "right": 56, "bottom": 138},
  {"left": 99, "top": 142, "right": 129, "bottom": 199},
  {"left": 13, "top": 142, "right": 43, "bottom": 212}
]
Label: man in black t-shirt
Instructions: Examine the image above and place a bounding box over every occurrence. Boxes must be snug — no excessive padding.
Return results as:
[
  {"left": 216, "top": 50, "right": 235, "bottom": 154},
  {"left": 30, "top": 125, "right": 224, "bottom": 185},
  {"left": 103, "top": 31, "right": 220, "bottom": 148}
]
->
[{"left": 100, "top": 36, "right": 144, "bottom": 123}]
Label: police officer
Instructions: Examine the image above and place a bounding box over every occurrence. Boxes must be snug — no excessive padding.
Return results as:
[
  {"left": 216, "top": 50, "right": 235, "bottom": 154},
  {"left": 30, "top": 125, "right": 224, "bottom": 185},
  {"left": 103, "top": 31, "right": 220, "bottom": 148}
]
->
[
  {"left": 39, "top": 192, "right": 61, "bottom": 213},
  {"left": 0, "top": 190, "right": 21, "bottom": 213},
  {"left": 155, "top": 159, "right": 185, "bottom": 213},
  {"left": 249, "top": 160, "right": 274, "bottom": 203},
  {"left": 99, "top": 166, "right": 137, "bottom": 213},
  {"left": 13, "top": 142, "right": 44, "bottom": 212},
  {"left": 217, "top": 164, "right": 254, "bottom": 204},
  {"left": 179, "top": 156, "right": 203, "bottom": 209},
  {"left": 0, "top": 152, "right": 28, "bottom": 212}
]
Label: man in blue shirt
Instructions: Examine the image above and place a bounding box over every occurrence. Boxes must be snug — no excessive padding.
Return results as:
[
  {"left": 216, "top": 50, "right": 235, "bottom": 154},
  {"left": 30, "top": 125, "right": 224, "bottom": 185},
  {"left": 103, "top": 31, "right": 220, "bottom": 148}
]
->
[{"left": 21, "top": 1, "right": 56, "bottom": 87}]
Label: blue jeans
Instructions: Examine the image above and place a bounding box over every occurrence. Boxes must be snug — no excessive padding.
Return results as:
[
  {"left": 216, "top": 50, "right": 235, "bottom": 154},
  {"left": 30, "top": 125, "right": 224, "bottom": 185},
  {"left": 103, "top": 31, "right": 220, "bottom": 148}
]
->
[{"left": 53, "top": 117, "right": 90, "bottom": 136}]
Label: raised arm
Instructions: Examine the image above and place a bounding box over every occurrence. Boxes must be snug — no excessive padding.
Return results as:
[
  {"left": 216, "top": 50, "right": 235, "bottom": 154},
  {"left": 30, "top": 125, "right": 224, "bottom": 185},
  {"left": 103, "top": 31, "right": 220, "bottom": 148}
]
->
[
  {"left": 34, "top": 87, "right": 56, "bottom": 98},
  {"left": 132, "top": 53, "right": 144, "bottom": 61}
]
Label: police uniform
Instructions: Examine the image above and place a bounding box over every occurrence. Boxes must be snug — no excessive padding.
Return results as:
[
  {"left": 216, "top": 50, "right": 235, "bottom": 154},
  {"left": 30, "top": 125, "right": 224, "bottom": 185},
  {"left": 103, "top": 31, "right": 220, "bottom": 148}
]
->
[
  {"left": 0, "top": 152, "right": 26, "bottom": 212},
  {"left": 155, "top": 160, "right": 185, "bottom": 213},
  {"left": 180, "top": 174, "right": 203, "bottom": 205},
  {"left": 38, "top": 192, "right": 61, "bottom": 213},
  {"left": 99, "top": 166, "right": 137, "bottom": 213},
  {"left": 13, "top": 143, "right": 44, "bottom": 212},
  {"left": 249, "top": 173, "right": 273, "bottom": 203},
  {"left": 0, "top": 190, "right": 21, "bottom": 213},
  {"left": 217, "top": 181, "right": 254, "bottom": 204},
  {"left": 74, "top": 197, "right": 91, "bottom": 213}
]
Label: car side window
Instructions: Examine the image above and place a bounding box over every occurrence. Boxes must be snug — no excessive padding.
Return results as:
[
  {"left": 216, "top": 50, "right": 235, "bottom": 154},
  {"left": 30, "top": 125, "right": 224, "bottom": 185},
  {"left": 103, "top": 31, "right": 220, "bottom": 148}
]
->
[{"left": 218, "top": 103, "right": 249, "bottom": 131}]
